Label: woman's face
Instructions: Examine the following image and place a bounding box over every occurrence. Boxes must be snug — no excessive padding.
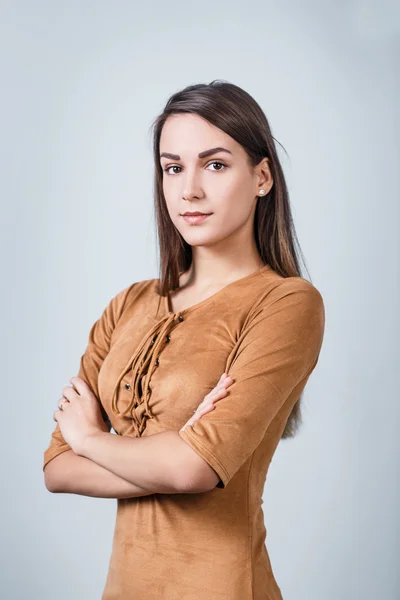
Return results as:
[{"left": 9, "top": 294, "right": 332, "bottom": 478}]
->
[{"left": 159, "top": 113, "right": 271, "bottom": 251}]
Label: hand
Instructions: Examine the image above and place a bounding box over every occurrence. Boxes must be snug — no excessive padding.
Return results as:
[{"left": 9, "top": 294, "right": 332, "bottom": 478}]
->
[
  {"left": 53, "top": 376, "right": 111, "bottom": 455},
  {"left": 180, "top": 372, "right": 234, "bottom": 433}
]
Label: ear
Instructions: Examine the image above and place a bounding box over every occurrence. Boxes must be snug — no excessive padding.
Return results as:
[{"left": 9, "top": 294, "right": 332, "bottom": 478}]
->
[{"left": 255, "top": 158, "right": 273, "bottom": 196}]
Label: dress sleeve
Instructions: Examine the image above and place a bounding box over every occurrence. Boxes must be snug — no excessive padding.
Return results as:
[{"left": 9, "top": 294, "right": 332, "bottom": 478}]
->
[
  {"left": 178, "top": 278, "right": 326, "bottom": 489},
  {"left": 42, "top": 284, "right": 134, "bottom": 471}
]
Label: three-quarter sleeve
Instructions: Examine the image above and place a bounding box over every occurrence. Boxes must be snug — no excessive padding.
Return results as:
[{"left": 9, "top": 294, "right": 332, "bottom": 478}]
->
[
  {"left": 178, "top": 278, "right": 326, "bottom": 489},
  {"left": 42, "top": 283, "right": 135, "bottom": 470}
]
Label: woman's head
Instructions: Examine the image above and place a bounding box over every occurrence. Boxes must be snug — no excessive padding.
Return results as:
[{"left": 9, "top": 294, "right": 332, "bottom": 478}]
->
[
  {"left": 159, "top": 112, "right": 272, "bottom": 263},
  {"left": 150, "top": 80, "right": 308, "bottom": 293},
  {"left": 150, "top": 80, "right": 310, "bottom": 438}
]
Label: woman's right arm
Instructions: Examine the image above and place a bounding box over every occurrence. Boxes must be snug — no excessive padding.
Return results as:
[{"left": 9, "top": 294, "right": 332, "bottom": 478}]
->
[{"left": 44, "top": 450, "right": 154, "bottom": 499}]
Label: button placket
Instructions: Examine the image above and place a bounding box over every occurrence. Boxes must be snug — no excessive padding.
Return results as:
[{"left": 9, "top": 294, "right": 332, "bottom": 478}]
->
[{"left": 110, "top": 311, "right": 178, "bottom": 435}]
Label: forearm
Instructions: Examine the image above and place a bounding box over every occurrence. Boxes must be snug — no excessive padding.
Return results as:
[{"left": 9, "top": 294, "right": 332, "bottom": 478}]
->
[
  {"left": 44, "top": 450, "right": 154, "bottom": 499},
  {"left": 79, "top": 430, "right": 189, "bottom": 494}
]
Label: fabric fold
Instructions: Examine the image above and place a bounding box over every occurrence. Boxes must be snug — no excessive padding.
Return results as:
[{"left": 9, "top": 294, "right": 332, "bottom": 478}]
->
[{"left": 110, "top": 311, "right": 177, "bottom": 435}]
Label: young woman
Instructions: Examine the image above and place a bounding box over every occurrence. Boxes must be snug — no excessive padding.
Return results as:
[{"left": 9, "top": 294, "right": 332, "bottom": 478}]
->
[{"left": 43, "top": 80, "right": 325, "bottom": 599}]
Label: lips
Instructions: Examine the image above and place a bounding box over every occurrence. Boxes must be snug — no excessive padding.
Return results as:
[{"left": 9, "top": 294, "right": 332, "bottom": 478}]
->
[
  {"left": 181, "top": 213, "right": 212, "bottom": 224},
  {"left": 182, "top": 212, "right": 211, "bottom": 216}
]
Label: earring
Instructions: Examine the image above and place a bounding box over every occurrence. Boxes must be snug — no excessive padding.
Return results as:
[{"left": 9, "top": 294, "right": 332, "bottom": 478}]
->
[{"left": 259, "top": 189, "right": 266, "bottom": 195}]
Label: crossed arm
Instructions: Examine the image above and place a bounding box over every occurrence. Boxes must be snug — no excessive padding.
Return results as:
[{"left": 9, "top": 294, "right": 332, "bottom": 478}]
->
[
  {"left": 44, "top": 430, "right": 220, "bottom": 498},
  {"left": 44, "top": 373, "right": 232, "bottom": 499},
  {"left": 44, "top": 449, "right": 155, "bottom": 499},
  {"left": 44, "top": 279, "right": 325, "bottom": 501}
]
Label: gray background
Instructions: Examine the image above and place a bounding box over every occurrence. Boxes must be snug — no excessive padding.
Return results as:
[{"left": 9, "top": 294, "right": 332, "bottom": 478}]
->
[{"left": 1, "top": 1, "right": 398, "bottom": 599}]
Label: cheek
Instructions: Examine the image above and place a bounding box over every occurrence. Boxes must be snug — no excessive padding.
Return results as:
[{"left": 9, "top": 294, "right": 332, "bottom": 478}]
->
[
  {"left": 220, "top": 174, "right": 252, "bottom": 205},
  {"left": 212, "top": 201, "right": 252, "bottom": 235},
  {"left": 217, "top": 180, "right": 254, "bottom": 221},
  {"left": 162, "top": 188, "right": 178, "bottom": 218},
  {"left": 163, "top": 174, "right": 181, "bottom": 193}
]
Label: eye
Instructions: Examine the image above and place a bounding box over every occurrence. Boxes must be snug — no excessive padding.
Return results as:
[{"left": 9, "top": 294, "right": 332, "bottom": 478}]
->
[
  {"left": 162, "top": 161, "right": 227, "bottom": 175},
  {"left": 207, "top": 161, "right": 226, "bottom": 172},
  {"left": 163, "top": 165, "right": 183, "bottom": 175}
]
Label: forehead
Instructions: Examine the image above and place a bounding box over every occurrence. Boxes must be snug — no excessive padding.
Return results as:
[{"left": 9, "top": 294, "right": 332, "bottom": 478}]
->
[{"left": 159, "top": 113, "right": 240, "bottom": 157}]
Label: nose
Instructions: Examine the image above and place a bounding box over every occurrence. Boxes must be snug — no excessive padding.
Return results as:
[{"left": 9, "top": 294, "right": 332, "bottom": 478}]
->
[{"left": 182, "top": 168, "right": 204, "bottom": 201}]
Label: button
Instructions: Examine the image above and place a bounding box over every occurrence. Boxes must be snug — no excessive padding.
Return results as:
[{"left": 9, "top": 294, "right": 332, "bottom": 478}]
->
[
  {"left": 165, "top": 334, "right": 171, "bottom": 343},
  {"left": 125, "top": 383, "right": 131, "bottom": 390},
  {"left": 178, "top": 315, "right": 184, "bottom": 322}
]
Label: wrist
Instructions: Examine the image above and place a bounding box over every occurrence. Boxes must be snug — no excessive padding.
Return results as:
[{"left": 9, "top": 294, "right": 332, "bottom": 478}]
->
[{"left": 78, "top": 430, "right": 108, "bottom": 458}]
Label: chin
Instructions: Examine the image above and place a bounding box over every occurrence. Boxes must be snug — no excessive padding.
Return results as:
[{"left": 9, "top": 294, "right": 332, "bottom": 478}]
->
[{"left": 182, "top": 231, "right": 226, "bottom": 247}]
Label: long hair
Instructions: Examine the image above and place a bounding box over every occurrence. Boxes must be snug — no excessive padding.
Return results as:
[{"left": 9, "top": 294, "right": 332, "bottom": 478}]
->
[{"left": 149, "top": 79, "right": 312, "bottom": 438}]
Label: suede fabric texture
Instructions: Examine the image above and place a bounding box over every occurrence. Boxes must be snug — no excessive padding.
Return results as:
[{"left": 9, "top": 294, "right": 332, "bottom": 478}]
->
[{"left": 43, "top": 264, "right": 325, "bottom": 599}]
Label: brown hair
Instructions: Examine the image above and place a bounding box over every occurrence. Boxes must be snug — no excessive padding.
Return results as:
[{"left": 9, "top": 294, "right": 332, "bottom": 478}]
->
[{"left": 149, "top": 79, "right": 313, "bottom": 439}]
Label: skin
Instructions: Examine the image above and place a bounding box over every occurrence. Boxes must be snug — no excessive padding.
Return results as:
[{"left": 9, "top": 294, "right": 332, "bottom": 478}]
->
[{"left": 54, "top": 113, "right": 273, "bottom": 456}]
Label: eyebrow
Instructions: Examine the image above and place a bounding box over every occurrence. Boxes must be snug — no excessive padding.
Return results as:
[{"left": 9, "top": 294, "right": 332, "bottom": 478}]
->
[{"left": 159, "top": 147, "right": 233, "bottom": 160}]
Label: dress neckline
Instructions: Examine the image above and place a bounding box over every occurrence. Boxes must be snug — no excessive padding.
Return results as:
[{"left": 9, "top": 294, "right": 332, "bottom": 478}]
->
[{"left": 163, "top": 263, "right": 272, "bottom": 317}]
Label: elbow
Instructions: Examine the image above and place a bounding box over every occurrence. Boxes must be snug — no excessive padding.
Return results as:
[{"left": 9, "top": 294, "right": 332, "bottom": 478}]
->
[
  {"left": 45, "top": 483, "right": 59, "bottom": 494},
  {"left": 44, "top": 466, "right": 60, "bottom": 493},
  {"left": 177, "top": 465, "right": 221, "bottom": 494},
  {"left": 43, "top": 450, "right": 73, "bottom": 493},
  {"left": 43, "top": 457, "right": 65, "bottom": 493},
  {"left": 44, "top": 471, "right": 59, "bottom": 493},
  {"left": 175, "top": 434, "right": 221, "bottom": 493}
]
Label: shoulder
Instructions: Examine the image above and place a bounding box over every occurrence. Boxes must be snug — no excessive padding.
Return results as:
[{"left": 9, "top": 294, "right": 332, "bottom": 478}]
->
[
  {"left": 258, "top": 268, "right": 324, "bottom": 308},
  {"left": 247, "top": 272, "right": 325, "bottom": 334},
  {"left": 107, "top": 277, "right": 159, "bottom": 319},
  {"left": 271, "top": 275, "right": 324, "bottom": 311}
]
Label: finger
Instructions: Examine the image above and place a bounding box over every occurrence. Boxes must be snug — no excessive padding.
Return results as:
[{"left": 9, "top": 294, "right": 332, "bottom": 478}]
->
[
  {"left": 212, "top": 376, "right": 233, "bottom": 394},
  {"left": 188, "top": 402, "right": 217, "bottom": 428},
  {"left": 212, "top": 373, "right": 229, "bottom": 392},
  {"left": 57, "top": 397, "right": 70, "bottom": 410},
  {"left": 195, "top": 390, "right": 226, "bottom": 417},
  {"left": 196, "top": 404, "right": 215, "bottom": 417},
  {"left": 203, "top": 380, "right": 226, "bottom": 401},
  {"left": 69, "top": 376, "right": 87, "bottom": 395},
  {"left": 201, "top": 384, "right": 229, "bottom": 409},
  {"left": 61, "top": 386, "right": 77, "bottom": 402},
  {"left": 193, "top": 401, "right": 212, "bottom": 415},
  {"left": 208, "top": 387, "right": 229, "bottom": 402},
  {"left": 216, "top": 374, "right": 231, "bottom": 386}
]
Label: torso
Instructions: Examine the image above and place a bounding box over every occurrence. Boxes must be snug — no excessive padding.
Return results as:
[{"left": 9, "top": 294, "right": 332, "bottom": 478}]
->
[{"left": 44, "top": 265, "right": 324, "bottom": 600}]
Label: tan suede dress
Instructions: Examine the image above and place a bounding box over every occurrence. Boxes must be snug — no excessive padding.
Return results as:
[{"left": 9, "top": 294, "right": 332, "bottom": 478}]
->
[{"left": 43, "top": 264, "right": 325, "bottom": 599}]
